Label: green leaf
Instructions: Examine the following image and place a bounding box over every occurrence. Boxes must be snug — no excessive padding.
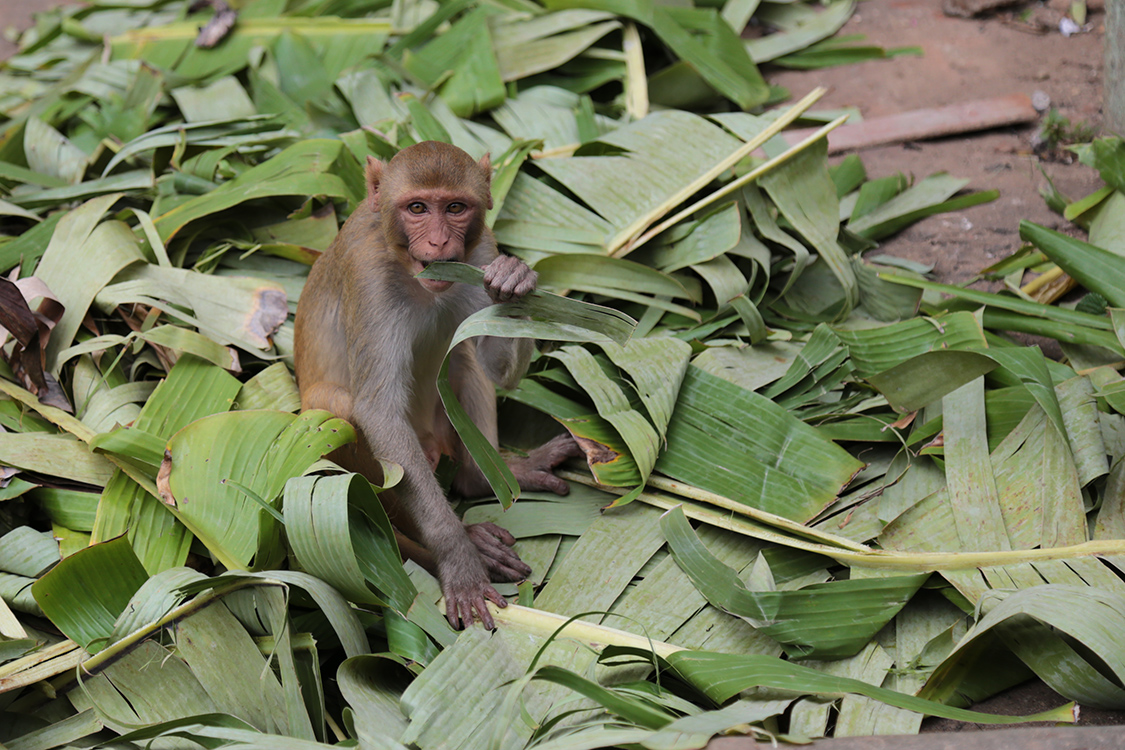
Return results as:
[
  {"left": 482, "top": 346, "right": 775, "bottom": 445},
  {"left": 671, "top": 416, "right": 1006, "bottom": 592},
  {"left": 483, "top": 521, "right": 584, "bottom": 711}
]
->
[
  {"left": 867, "top": 351, "right": 999, "bottom": 413},
  {"left": 663, "top": 507, "right": 926, "bottom": 659},
  {"left": 550, "top": 345, "right": 661, "bottom": 482},
  {"left": 284, "top": 473, "right": 414, "bottom": 614},
  {"left": 97, "top": 265, "right": 288, "bottom": 352},
  {"left": 835, "top": 311, "right": 988, "bottom": 378},
  {"left": 668, "top": 650, "right": 1075, "bottom": 723},
  {"left": 531, "top": 665, "right": 674, "bottom": 728},
  {"left": 1020, "top": 220, "right": 1125, "bottom": 308},
  {"left": 403, "top": 8, "right": 506, "bottom": 118},
  {"left": 32, "top": 536, "right": 149, "bottom": 652},
  {"left": 0, "top": 526, "right": 59, "bottom": 578},
  {"left": 337, "top": 655, "right": 412, "bottom": 749},
  {"left": 33, "top": 193, "right": 142, "bottom": 371},
  {"left": 152, "top": 139, "right": 350, "bottom": 242},
  {"left": 544, "top": 0, "right": 769, "bottom": 109},
  {"left": 760, "top": 138, "right": 856, "bottom": 317},
  {"left": 493, "top": 11, "right": 621, "bottom": 82},
  {"left": 163, "top": 410, "right": 355, "bottom": 570},
  {"left": 534, "top": 254, "right": 690, "bottom": 299},
  {"left": 746, "top": 0, "right": 856, "bottom": 62},
  {"left": 101, "top": 115, "right": 291, "bottom": 176},
  {"left": 925, "top": 585, "right": 1125, "bottom": 709},
  {"left": 0, "top": 432, "right": 115, "bottom": 486},
  {"left": 656, "top": 367, "right": 864, "bottom": 522},
  {"left": 24, "top": 116, "right": 88, "bottom": 185}
]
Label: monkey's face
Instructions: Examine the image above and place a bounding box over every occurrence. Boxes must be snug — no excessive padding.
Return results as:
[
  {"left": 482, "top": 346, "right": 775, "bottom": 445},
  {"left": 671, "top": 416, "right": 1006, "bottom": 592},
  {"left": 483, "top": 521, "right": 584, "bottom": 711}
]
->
[{"left": 396, "top": 190, "right": 483, "bottom": 294}]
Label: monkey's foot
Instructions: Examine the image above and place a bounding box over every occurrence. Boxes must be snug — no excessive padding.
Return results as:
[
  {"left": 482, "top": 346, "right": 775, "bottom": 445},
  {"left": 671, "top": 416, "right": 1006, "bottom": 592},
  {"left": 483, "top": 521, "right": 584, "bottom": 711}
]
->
[
  {"left": 510, "top": 433, "right": 584, "bottom": 495},
  {"left": 441, "top": 571, "right": 507, "bottom": 630},
  {"left": 466, "top": 522, "right": 531, "bottom": 582}
]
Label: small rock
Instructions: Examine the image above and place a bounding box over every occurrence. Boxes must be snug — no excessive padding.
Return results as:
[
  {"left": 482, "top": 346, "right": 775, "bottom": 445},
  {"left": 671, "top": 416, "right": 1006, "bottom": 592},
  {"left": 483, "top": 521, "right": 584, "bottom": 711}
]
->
[
  {"left": 942, "top": 0, "right": 1022, "bottom": 17},
  {"left": 1031, "top": 90, "right": 1051, "bottom": 111},
  {"left": 1059, "top": 17, "right": 1082, "bottom": 35}
]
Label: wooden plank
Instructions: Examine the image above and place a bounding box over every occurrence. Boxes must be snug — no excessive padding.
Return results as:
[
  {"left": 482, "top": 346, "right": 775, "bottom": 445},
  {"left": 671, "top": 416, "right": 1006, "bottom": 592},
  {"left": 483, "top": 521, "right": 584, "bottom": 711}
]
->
[
  {"left": 1108, "top": 0, "right": 1125, "bottom": 135},
  {"left": 780, "top": 94, "right": 1038, "bottom": 154}
]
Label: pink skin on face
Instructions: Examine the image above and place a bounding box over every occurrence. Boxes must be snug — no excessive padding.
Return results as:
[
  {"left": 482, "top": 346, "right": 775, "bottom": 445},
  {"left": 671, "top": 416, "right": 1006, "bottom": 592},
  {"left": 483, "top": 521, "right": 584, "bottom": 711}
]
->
[{"left": 400, "top": 190, "right": 477, "bottom": 294}]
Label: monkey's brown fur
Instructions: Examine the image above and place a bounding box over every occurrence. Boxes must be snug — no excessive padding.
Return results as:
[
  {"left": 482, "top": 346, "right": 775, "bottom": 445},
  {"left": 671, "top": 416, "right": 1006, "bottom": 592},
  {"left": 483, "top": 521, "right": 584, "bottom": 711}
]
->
[{"left": 294, "top": 141, "right": 577, "bottom": 628}]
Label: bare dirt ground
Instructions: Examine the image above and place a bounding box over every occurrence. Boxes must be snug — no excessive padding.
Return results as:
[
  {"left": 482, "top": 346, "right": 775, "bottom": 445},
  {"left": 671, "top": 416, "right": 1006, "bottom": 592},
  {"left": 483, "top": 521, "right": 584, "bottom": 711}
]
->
[
  {"left": 768, "top": 0, "right": 1104, "bottom": 284},
  {"left": 0, "top": 0, "right": 64, "bottom": 60},
  {"left": 2, "top": 0, "right": 1106, "bottom": 288},
  {"left": 1, "top": 0, "right": 1120, "bottom": 739}
]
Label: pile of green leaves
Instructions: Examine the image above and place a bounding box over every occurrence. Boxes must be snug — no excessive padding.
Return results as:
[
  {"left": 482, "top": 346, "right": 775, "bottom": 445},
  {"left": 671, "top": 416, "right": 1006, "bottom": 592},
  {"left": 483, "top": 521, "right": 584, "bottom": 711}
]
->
[{"left": 0, "top": 0, "right": 1123, "bottom": 747}]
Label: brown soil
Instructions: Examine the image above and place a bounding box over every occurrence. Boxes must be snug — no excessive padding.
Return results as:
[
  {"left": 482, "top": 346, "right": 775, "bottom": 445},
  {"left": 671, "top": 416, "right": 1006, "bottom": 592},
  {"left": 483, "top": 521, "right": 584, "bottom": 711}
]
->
[
  {"left": 0, "top": 0, "right": 65, "bottom": 60},
  {"left": 768, "top": 0, "right": 1105, "bottom": 284},
  {"left": 2, "top": 0, "right": 1121, "bottom": 739},
  {"left": 0, "top": 0, "right": 1105, "bottom": 285}
]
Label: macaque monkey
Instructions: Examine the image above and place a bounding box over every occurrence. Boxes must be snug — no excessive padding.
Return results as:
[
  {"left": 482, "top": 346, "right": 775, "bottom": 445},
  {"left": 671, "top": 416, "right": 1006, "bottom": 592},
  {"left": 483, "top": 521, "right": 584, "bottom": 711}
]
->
[{"left": 293, "top": 141, "right": 578, "bottom": 629}]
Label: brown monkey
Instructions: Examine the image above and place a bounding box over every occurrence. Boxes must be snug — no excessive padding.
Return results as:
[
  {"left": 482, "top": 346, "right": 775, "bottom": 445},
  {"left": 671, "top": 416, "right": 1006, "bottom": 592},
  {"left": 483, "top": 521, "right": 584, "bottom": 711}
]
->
[{"left": 293, "top": 141, "right": 578, "bottom": 629}]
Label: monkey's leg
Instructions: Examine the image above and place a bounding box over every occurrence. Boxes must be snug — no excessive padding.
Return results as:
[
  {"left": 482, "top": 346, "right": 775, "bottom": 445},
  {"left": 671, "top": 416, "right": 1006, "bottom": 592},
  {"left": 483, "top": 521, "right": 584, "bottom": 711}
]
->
[
  {"left": 442, "top": 341, "right": 499, "bottom": 497},
  {"left": 300, "top": 382, "right": 452, "bottom": 576},
  {"left": 434, "top": 342, "right": 531, "bottom": 582},
  {"left": 299, "top": 381, "right": 355, "bottom": 420},
  {"left": 442, "top": 342, "right": 578, "bottom": 495},
  {"left": 508, "top": 434, "right": 583, "bottom": 493}
]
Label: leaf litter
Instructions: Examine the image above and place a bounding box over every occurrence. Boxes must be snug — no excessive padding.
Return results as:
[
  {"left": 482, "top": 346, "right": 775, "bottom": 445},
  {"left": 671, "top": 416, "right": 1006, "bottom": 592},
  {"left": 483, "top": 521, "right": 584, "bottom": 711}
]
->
[{"left": 0, "top": 0, "right": 1121, "bottom": 747}]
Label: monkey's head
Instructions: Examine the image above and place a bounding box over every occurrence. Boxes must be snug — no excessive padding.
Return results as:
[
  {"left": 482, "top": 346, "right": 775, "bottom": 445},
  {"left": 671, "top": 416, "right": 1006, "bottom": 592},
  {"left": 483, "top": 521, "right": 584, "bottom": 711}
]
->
[{"left": 366, "top": 141, "right": 493, "bottom": 294}]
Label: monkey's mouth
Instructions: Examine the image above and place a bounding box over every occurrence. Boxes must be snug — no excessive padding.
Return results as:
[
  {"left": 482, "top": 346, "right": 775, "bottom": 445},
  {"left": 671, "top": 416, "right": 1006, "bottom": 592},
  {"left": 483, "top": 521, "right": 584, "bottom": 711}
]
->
[{"left": 413, "top": 258, "right": 454, "bottom": 293}]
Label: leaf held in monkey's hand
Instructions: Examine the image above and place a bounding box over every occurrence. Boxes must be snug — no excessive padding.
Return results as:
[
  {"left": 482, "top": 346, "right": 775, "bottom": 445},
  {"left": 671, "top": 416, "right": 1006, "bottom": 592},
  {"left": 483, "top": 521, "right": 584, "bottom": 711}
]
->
[
  {"left": 419, "top": 261, "right": 636, "bottom": 346},
  {"left": 421, "top": 261, "right": 635, "bottom": 508}
]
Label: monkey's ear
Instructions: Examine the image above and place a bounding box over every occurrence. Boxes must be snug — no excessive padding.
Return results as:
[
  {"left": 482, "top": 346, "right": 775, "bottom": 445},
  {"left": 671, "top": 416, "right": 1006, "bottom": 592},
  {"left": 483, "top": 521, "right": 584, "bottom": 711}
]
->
[
  {"left": 478, "top": 153, "right": 493, "bottom": 210},
  {"left": 365, "top": 156, "right": 384, "bottom": 211}
]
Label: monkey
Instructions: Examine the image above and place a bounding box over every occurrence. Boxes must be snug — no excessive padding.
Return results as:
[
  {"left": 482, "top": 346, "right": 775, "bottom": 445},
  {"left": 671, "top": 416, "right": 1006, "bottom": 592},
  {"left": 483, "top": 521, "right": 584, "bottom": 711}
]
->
[{"left": 293, "top": 141, "right": 579, "bottom": 629}]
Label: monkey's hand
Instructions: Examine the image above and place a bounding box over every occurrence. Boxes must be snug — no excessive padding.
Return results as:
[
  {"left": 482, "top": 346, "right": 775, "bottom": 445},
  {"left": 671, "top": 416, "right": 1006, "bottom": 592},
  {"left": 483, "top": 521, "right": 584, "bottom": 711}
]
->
[
  {"left": 509, "top": 434, "right": 583, "bottom": 495},
  {"left": 466, "top": 522, "right": 532, "bottom": 582},
  {"left": 483, "top": 254, "right": 537, "bottom": 303},
  {"left": 441, "top": 559, "right": 508, "bottom": 630}
]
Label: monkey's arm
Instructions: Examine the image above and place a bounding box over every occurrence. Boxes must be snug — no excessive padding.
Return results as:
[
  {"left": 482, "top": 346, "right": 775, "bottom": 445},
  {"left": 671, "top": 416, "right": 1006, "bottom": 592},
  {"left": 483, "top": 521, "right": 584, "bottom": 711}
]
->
[
  {"left": 462, "top": 255, "right": 582, "bottom": 494},
  {"left": 347, "top": 329, "right": 505, "bottom": 629},
  {"left": 472, "top": 253, "right": 537, "bottom": 388},
  {"left": 475, "top": 336, "right": 534, "bottom": 390}
]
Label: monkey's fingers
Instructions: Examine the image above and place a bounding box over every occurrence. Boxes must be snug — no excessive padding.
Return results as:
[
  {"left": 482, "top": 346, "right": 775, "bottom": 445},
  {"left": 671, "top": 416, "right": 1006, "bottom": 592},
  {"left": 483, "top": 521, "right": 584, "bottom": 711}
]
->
[
  {"left": 468, "top": 521, "right": 517, "bottom": 547},
  {"left": 468, "top": 524, "right": 532, "bottom": 581},
  {"left": 512, "top": 468, "right": 570, "bottom": 495},
  {"left": 468, "top": 585, "right": 508, "bottom": 630},
  {"left": 506, "top": 270, "right": 537, "bottom": 300},
  {"left": 483, "top": 585, "right": 509, "bottom": 609},
  {"left": 444, "top": 597, "right": 467, "bottom": 630},
  {"left": 533, "top": 471, "right": 570, "bottom": 495},
  {"left": 446, "top": 591, "right": 493, "bottom": 630},
  {"left": 531, "top": 434, "right": 584, "bottom": 467},
  {"left": 490, "top": 275, "right": 524, "bottom": 303},
  {"left": 480, "top": 547, "right": 532, "bottom": 581},
  {"left": 482, "top": 255, "right": 517, "bottom": 289},
  {"left": 484, "top": 256, "right": 537, "bottom": 302}
]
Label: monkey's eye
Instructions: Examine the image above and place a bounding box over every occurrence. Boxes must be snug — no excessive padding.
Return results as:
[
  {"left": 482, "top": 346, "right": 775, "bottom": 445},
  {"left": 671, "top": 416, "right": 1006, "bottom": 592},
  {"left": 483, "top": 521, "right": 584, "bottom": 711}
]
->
[
  {"left": 447, "top": 202, "right": 466, "bottom": 215},
  {"left": 407, "top": 202, "right": 426, "bottom": 214}
]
